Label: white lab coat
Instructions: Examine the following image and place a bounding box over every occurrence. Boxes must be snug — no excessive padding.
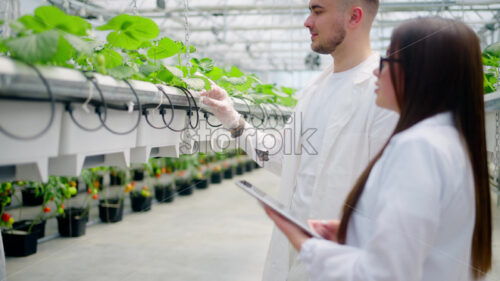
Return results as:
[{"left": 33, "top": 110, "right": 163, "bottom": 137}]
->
[
  {"left": 0, "top": 233, "right": 5, "bottom": 281},
  {"left": 300, "top": 112, "right": 477, "bottom": 281},
  {"left": 236, "top": 54, "right": 398, "bottom": 281}
]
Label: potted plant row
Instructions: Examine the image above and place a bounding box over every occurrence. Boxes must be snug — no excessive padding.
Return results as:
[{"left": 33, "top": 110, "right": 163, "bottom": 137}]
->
[{"left": 1, "top": 176, "right": 78, "bottom": 257}]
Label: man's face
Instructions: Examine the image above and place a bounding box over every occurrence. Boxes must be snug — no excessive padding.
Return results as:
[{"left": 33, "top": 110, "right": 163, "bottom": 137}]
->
[{"left": 304, "top": 0, "right": 347, "bottom": 55}]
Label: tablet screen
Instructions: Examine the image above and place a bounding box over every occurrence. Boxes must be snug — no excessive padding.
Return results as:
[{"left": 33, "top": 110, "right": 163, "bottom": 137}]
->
[{"left": 236, "top": 180, "right": 322, "bottom": 239}]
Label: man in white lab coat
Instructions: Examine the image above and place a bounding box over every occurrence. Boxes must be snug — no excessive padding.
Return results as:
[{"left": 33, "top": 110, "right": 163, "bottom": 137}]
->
[{"left": 201, "top": 0, "right": 397, "bottom": 280}]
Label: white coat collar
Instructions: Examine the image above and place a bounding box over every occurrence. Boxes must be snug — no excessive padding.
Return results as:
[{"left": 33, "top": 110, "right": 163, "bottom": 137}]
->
[{"left": 412, "top": 112, "right": 454, "bottom": 129}]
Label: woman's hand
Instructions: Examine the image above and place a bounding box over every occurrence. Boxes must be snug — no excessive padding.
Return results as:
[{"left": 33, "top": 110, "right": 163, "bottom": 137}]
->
[
  {"left": 263, "top": 206, "right": 310, "bottom": 251},
  {"left": 308, "top": 220, "right": 340, "bottom": 242}
]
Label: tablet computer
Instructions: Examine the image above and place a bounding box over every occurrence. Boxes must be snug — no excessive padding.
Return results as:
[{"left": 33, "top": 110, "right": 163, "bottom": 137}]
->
[{"left": 235, "top": 180, "right": 323, "bottom": 239}]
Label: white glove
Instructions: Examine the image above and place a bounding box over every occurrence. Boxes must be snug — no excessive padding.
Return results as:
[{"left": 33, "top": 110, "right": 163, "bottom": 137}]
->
[{"left": 200, "top": 82, "right": 241, "bottom": 129}]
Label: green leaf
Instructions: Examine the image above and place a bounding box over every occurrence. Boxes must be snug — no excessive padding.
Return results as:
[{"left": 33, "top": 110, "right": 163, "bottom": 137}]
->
[
  {"left": 164, "top": 65, "right": 184, "bottom": 78},
  {"left": 158, "top": 69, "right": 174, "bottom": 83},
  {"left": 483, "top": 54, "right": 499, "bottom": 67},
  {"left": 191, "top": 57, "right": 214, "bottom": 73},
  {"left": 181, "top": 66, "right": 189, "bottom": 77},
  {"left": 140, "top": 41, "right": 153, "bottom": 49},
  {"left": 176, "top": 41, "right": 197, "bottom": 54},
  {"left": 106, "top": 31, "right": 141, "bottom": 50},
  {"left": 6, "top": 30, "right": 59, "bottom": 63},
  {"left": 63, "top": 33, "right": 92, "bottom": 55},
  {"left": 281, "top": 86, "right": 296, "bottom": 96},
  {"left": 484, "top": 42, "right": 500, "bottom": 58},
  {"left": 139, "top": 64, "right": 160, "bottom": 76},
  {"left": 147, "top": 37, "right": 179, "bottom": 59},
  {"left": 107, "top": 65, "right": 135, "bottom": 79},
  {"left": 220, "top": 76, "right": 247, "bottom": 85},
  {"left": 206, "top": 66, "right": 223, "bottom": 81},
  {"left": 190, "top": 66, "right": 198, "bottom": 76},
  {"left": 228, "top": 66, "right": 244, "bottom": 77},
  {"left": 17, "top": 15, "right": 47, "bottom": 33},
  {"left": 183, "top": 77, "right": 206, "bottom": 91},
  {"left": 98, "top": 15, "right": 159, "bottom": 50},
  {"left": 52, "top": 35, "right": 74, "bottom": 63},
  {"left": 99, "top": 48, "right": 123, "bottom": 68},
  {"left": 62, "top": 15, "right": 92, "bottom": 36},
  {"left": 194, "top": 75, "right": 211, "bottom": 90},
  {"left": 0, "top": 38, "right": 8, "bottom": 53},
  {"left": 9, "top": 20, "right": 26, "bottom": 33},
  {"left": 34, "top": 6, "right": 90, "bottom": 36},
  {"left": 278, "top": 96, "right": 297, "bottom": 107},
  {"left": 234, "top": 78, "right": 254, "bottom": 92}
]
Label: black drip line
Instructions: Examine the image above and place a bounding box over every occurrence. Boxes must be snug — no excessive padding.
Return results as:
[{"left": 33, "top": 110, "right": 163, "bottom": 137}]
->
[
  {"left": 203, "top": 112, "right": 222, "bottom": 128},
  {"left": 232, "top": 96, "right": 265, "bottom": 128},
  {"left": 96, "top": 79, "right": 142, "bottom": 135},
  {"left": 157, "top": 86, "right": 190, "bottom": 133},
  {"left": 66, "top": 74, "right": 108, "bottom": 132},
  {"left": 174, "top": 86, "right": 200, "bottom": 130},
  {"left": 0, "top": 64, "right": 56, "bottom": 140},
  {"left": 143, "top": 86, "right": 176, "bottom": 130}
]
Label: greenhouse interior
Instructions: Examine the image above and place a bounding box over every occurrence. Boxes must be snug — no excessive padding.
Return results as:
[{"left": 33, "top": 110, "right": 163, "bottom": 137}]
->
[{"left": 0, "top": 0, "right": 499, "bottom": 280}]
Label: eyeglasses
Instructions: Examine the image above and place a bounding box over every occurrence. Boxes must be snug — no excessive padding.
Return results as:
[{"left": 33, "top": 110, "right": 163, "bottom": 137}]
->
[{"left": 379, "top": 56, "right": 402, "bottom": 73}]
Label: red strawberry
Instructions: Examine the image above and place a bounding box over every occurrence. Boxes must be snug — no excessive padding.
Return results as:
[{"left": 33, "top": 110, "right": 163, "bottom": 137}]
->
[{"left": 1, "top": 213, "right": 11, "bottom": 222}]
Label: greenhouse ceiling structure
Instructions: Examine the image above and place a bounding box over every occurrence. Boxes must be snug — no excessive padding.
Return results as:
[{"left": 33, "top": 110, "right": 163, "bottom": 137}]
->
[{"left": 2, "top": 0, "right": 500, "bottom": 73}]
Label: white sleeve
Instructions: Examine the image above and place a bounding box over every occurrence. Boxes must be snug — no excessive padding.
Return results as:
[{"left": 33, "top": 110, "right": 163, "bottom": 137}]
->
[
  {"left": 300, "top": 138, "right": 446, "bottom": 281},
  {"left": 235, "top": 121, "right": 285, "bottom": 176}
]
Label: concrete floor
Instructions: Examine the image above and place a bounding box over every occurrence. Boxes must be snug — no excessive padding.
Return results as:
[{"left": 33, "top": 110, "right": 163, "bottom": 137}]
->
[
  {"left": 5, "top": 169, "right": 280, "bottom": 281},
  {"left": 4, "top": 169, "right": 500, "bottom": 281}
]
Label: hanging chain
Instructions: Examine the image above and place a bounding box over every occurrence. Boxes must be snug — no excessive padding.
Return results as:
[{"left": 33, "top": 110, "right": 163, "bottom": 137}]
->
[
  {"left": 183, "top": 0, "right": 191, "bottom": 70},
  {"left": 128, "top": 0, "right": 138, "bottom": 14}
]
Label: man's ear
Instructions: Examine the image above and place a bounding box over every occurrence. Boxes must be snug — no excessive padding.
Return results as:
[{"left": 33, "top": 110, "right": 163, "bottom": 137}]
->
[{"left": 347, "top": 6, "right": 363, "bottom": 27}]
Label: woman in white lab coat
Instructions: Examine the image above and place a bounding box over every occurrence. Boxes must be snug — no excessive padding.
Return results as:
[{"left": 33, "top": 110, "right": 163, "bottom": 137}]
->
[{"left": 265, "top": 17, "right": 492, "bottom": 281}]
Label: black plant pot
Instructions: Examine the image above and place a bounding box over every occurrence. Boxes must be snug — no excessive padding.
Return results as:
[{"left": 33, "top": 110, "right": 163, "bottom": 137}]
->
[
  {"left": 13, "top": 219, "right": 46, "bottom": 239},
  {"left": 155, "top": 185, "right": 174, "bottom": 203},
  {"left": 235, "top": 164, "right": 245, "bottom": 175},
  {"left": 130, "top": 192, "right": 152, "bottom": 212},
  {"left": 57, "top": 208, "right": 88, "bottom": 237},
  {"left": 2, "top": 230, "right": 38, "bottom": 257},
  {"left": 132, "top": 170, "right": 145, "bottom": 181},
  {"left": 21, "top": 188, "right": 43, "bottom": 206},
  {"left": 109, "top": 174, "right": 124, "bottom": 186},
  {"left": 223, "top": 167, "right": 234, "bottom": 179},
  {"left": 245, "top": 161, "right": 255, "bottom": 172},
  {"left": 193, "top": 178, "right": 209, "bottom": 189},
  {"left": 99, "top": 199, "right": 124, "bottom": 223},
  {"left": 176, "top": 180, "right": 194, "bottom": 196},
  {"left": 211, "top": 172, "right": 223, "bottom": 184}
]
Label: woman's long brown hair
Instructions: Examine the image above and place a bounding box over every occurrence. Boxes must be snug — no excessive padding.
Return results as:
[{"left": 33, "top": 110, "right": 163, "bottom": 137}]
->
[{"left": 337, "top": 17, "right": 491, "bottom": 279}]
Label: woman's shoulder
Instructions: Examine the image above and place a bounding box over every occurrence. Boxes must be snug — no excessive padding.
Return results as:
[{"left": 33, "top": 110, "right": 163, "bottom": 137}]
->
[{"left": 391, "top": 112, "right": 459, "bottom": 149}]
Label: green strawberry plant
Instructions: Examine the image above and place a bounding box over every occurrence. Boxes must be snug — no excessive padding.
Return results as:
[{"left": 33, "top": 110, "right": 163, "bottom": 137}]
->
[
  {"left": 5, "top": 6, "right": 93, "bottom": 66},
  {"left": 0, "top": 182, "right": 15, "bottom": 228},
  {"left": 483, "top": 42, "right": 500, "bottom": 94},
  {"left": 79, "top": 168, "right": 103, "bottom": 217},
  {"left": 0, "top": 4, "right": 296, "bottom": 108},
  {"left": 28, "top": 176, "right": 75, "bottom": 232}
]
